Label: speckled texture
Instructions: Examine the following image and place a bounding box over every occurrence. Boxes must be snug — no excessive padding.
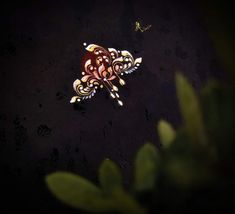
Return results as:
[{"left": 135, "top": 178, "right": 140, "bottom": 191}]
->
[{"left": 0, "top": 0, "right": 224, "bottom": 213}]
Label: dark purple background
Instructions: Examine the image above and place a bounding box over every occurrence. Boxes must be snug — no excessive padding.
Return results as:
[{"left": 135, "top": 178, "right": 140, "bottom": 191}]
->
[{"left": 0, "top": 0, "right": 224, "bottom": 213}]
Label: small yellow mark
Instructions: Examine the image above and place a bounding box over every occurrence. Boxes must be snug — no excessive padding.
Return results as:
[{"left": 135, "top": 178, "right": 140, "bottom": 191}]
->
[{"left": 134, "top": 21, "right": 152, "bottom": 32}]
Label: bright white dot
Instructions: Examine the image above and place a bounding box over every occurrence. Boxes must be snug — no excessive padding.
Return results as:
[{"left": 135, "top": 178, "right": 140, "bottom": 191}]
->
[
  {"left": 110, "top": 93, "right": 115, "bottom": 99},
  {"left": 118, "top": 100, "right": 123, "bottom": 106},
  {"left": 83, "top": 42, "right": 87, "bottom": 46}
]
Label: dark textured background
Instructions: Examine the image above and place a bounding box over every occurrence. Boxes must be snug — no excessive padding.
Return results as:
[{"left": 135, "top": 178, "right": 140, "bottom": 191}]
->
[{"left": 0, "top": 0, "right": 224, "bottom": 213}]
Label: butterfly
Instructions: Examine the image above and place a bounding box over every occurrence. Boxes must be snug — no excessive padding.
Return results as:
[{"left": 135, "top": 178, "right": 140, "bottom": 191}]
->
[{"left": 70, "top": 43, "right": 142, "bottom": 106}]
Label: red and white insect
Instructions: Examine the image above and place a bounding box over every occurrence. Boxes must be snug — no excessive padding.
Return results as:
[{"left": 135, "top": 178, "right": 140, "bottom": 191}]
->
[{"left": 70, "top": 43, "right": 142, "bottom": 106}]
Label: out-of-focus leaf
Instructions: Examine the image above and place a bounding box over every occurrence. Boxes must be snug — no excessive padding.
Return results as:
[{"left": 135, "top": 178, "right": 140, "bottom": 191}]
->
[
  {"left": 157, "top": 120, "right": 176, "bottom": 148},
  {"left": 112, "top": 188, "right": 146, "bottom": 214},
  {"left": 164, "top": 130, "right": 214, "bottom": 188},
  {"left": 98, "top": 159, "right": 145, "bottom": 213},
  {"left": 165, "top": 156, "right": 211, "bottom": 188},
  {"left": 176, "top": 73, "right": 207, "bottom": 145},
  {"left": 46, "top": 172, "right": 115, "bottom": 212},
  {"left": 201, "top": 81, "right": 235, "bottom": 158},
  {"left": 99, "top": 159, "right": 122, "bottom": 194},
  {"left": 198, "top": 1, "right": 235, "bottom": 81},
  {"left": 200, "top": 81, "right": 221, "bottom": 145},
  {"left": 134, "top": 143, "right": 159, "bottom": 192}
]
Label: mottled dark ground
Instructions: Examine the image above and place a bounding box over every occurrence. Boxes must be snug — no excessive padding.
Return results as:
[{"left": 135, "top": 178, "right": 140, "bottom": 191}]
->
[{"left": 0, "top": 0, "right": 224, "bottom": 213}]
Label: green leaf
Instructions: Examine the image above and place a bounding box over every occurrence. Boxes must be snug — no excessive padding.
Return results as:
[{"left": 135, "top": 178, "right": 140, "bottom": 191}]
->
[
  {"left": 98, "top": 160, "right": 146, "bottom": 214},
  {"left": 134, "top": 143, "right": 159, "bottom": 192},
  {"left": 157, "top": 120, "right": 176, "bottom": 148},
  {"left": 198, "top": 1, "right": 235, "bottom": 81},
  {"left": 201, "top": 82, "right": 235, "bottom": 159},
  {"left": 165, "top": 155, "right": 212, "bottom": 188},
  {"left": 46, "top": 172, "right": 115, "bottom": 212},
  {"left": 176, "top": 73, "right": 207, "bottom": 145},
  {"left": 112, "top": 188, "right": 146, "bottom": 214},
  {"left": 99, "top": 159, "right": 122, "bottom": 194}
]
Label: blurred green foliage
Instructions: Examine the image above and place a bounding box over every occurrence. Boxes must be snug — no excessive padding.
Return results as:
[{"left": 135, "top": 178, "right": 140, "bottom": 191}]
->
[
  {"left": 46, "top": 2, "right": 235, "bottom": 213},
  {"left": 46, "top": 72, "right": 235, "bottom": 213},
  {"left": 199, "top": 0, "right": 235, "bottom": 81}
]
